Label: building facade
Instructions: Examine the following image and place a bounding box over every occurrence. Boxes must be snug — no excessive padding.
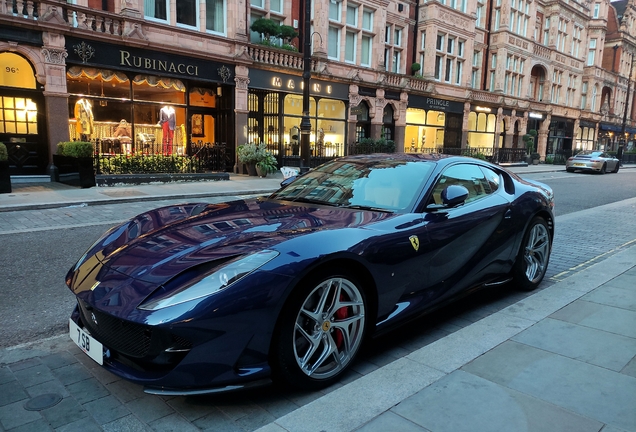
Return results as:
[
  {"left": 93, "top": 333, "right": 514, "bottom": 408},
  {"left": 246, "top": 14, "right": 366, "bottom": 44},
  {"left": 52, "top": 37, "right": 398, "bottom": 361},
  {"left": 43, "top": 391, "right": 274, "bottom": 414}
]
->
[{"left": 1, "top": 0, "right": 635, "bottom": 176}]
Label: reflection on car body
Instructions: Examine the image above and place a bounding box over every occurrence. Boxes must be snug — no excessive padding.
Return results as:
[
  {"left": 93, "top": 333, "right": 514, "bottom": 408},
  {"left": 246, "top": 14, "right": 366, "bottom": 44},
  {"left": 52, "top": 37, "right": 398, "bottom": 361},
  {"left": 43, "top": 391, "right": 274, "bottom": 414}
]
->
[{"left": 66, "top": 154, "right": 555, "bottom": 395}]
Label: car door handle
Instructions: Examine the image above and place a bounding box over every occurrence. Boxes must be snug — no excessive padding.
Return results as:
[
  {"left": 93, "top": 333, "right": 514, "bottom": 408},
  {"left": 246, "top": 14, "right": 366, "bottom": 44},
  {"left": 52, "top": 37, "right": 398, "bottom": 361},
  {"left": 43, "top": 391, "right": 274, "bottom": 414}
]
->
[{"left": 504, "top": 209, "right": 512, "bottom": 219}]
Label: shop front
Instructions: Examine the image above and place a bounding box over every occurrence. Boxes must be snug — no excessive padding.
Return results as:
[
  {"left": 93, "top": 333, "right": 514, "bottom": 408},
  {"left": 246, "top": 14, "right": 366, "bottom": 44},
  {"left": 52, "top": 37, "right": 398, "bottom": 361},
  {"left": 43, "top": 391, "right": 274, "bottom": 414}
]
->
[
  {"left": 466, "top": 105, "right": 501, "bottom": 150},
  {"left": 1, "top": 43, "right": 48, "bottom": 175},
  {"left": 575, "top": 120, "right": 597, "bottom": 152},
  {"left": 65, "top": 37, "right": 235, "bottom": 169},
  {"left": 405, "top": 96, "right": 464, "bottom": 153},
  {"left": 247, "top": 69, "right": 349, "bottom": 167},
  {"left": 547, "top": 117, "right": 574, "bottom": 162}
]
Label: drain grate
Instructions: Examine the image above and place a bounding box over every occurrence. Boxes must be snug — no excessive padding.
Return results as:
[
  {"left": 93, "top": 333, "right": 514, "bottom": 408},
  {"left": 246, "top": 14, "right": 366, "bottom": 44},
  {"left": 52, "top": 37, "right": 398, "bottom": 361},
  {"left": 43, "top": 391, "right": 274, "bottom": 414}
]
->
[{"left": 24, "top": 393, "right": 63, "bottom": 411}]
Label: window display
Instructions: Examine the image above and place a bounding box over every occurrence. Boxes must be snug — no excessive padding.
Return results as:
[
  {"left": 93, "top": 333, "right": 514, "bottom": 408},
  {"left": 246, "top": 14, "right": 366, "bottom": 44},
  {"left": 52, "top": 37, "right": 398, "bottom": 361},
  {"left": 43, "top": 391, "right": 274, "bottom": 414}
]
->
[
  {"left": 74, "top": 98, "right": 94, "bottom": 140},
  {"left": 405, "top": 108, "right": 446, "bottom": 152}
]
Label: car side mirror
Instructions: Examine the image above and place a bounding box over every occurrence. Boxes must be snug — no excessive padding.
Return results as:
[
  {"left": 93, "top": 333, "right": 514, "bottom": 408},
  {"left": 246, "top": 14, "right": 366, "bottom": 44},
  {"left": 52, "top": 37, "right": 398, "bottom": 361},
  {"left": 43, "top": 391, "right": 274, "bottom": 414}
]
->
[
  {"left": 425, "top": 184, "right": 470, "bottom": 211},
  {"left": 280, "top": 176, "right": 296, "bottom": 188},
  {"left": 441, "top": 185, "right": 469, "bottom": 208}
]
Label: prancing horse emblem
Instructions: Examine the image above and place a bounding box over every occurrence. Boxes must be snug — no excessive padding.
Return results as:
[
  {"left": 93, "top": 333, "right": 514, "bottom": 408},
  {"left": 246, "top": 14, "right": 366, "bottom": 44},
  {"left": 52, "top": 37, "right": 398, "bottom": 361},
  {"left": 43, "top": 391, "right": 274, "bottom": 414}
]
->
[{"left": 409, "top": 235, "right": 420, "bottom": 252}]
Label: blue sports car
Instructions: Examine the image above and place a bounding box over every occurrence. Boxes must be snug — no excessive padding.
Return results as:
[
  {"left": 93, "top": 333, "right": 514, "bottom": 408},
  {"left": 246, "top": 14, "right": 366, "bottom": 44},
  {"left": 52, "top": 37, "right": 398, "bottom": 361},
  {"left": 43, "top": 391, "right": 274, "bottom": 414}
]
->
[{"left": 66, "top": 154, "right": 554, "bottom": 395}]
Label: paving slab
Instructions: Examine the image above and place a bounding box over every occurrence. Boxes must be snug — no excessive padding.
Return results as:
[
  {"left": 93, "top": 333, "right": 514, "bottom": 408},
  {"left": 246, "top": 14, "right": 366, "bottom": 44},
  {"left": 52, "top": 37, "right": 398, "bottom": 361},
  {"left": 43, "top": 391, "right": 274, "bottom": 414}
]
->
[
  {"left": 391, "top": 370, "right": 604, "bottom": 432},
  {"left": 511, "top": 317, "right": 636, "bottom": 371},
  {"left": 461, "top": 340, "right": 636, "bottom": 431},
  {"left": 549, "top": 300, "right": 636, "bottom": 338}
]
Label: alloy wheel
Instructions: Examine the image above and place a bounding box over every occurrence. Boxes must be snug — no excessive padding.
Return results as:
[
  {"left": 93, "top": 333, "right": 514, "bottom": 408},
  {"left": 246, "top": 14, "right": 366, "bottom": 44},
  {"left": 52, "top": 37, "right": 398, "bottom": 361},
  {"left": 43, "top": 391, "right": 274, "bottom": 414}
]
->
[
  {"left": 523, "top": 222, "right": 550, "bottom": 283},
  {"left": 292, "top": 277, "right": 365, "bottom": 380}
]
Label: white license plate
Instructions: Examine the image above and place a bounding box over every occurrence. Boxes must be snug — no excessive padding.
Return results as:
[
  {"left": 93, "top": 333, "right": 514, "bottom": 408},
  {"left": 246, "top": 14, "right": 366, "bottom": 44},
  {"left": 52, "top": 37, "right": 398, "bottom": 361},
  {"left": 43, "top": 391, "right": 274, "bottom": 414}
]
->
[
  {"left": 574, "top": 163, "right": 586, "bottom": 167},
  {"left": 69, "top": 318, "right": 103, "bottom": 365}
]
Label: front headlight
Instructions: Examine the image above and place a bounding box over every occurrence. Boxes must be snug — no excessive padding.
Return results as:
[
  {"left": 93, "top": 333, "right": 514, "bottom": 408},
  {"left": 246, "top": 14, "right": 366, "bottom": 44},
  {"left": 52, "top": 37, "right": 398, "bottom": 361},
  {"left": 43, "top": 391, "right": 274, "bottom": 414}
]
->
[{"left": 138, "top": 250, "right": 279, "bottom": 311}]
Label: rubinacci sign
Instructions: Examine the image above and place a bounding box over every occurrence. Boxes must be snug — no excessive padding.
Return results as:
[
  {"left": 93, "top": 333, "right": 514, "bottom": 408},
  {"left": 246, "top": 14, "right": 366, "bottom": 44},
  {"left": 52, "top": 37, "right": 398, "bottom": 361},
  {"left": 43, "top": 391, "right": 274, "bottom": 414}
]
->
[
  {"left": 119, "top": 51, "right": 199, "bottom": 76},
  {"left": 65, "top": 37, "right": 233, "bottom": 84}
]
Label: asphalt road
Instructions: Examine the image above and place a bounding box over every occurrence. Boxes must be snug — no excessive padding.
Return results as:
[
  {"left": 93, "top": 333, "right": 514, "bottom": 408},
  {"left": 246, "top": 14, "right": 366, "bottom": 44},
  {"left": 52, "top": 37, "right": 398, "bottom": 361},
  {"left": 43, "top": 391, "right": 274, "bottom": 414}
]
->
[{"left": 1, "top": 170, "right": 635, "bottom": 350}]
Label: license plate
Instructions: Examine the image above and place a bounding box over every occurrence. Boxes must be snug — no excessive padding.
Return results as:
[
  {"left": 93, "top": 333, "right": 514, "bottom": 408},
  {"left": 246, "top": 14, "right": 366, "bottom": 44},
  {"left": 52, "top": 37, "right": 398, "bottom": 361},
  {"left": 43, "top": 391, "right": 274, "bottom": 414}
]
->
[
  {"left": 574, "top": 163, "right": 586, "bottom": 167},
  {"left": 69, "top": 318, "right": 103, "bottom": 365}
]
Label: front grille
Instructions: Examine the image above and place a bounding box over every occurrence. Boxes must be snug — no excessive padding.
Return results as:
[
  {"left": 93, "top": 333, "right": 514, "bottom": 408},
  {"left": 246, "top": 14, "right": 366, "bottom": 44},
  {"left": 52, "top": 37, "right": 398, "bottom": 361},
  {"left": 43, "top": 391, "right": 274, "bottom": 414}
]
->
[{"left": 78, "top": 300, "right": 151, "bottom": 358}]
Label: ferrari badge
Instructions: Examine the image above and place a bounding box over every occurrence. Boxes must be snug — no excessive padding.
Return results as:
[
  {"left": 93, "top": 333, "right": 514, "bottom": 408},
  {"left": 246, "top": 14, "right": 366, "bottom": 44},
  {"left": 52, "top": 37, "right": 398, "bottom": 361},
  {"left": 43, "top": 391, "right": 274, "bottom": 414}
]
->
[{"left": 409, "top": 235, "right": 420, "bottom": 252}]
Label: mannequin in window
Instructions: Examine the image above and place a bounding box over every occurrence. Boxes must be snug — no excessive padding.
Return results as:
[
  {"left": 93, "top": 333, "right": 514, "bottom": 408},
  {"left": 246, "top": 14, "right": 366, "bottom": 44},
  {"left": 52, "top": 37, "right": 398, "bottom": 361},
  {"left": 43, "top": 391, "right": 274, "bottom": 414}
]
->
[
  {"left": 74, "top": 99, "right": 94, "bottom": 141},
  {"left": 159, "top": 105, "right": 176, "bottom": 153}
]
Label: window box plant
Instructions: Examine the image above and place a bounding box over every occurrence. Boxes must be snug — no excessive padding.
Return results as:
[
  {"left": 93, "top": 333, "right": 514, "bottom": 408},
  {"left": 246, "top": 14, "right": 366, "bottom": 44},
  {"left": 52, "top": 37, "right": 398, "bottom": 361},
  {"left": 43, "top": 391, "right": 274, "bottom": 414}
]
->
[
  {"left": 53, "top": 141, "right": 96, "bottom": 188},
  {"left": 0, "top": 143, "right": 11, "bottom": 194}
]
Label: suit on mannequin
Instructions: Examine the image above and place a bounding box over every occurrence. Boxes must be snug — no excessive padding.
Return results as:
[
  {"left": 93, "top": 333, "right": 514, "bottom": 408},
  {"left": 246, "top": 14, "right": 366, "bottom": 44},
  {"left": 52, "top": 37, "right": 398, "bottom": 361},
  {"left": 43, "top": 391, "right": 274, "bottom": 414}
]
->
[
  {"left": 74, "top": 99, "right": 94, "bottom": 141},
  {"left": 159, "top": 106, "right": 176, "bottom": 153}
]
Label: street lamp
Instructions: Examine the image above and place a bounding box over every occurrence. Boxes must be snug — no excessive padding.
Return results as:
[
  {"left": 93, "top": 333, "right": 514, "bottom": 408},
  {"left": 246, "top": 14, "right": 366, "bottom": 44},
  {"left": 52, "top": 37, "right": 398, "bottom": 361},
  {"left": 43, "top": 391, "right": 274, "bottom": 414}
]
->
[
  {"left": 299, "top": 0, "right": 312, "bottom": 173},
  {"left": 619, "top": 52, "right": 636, "bottom": 160}
]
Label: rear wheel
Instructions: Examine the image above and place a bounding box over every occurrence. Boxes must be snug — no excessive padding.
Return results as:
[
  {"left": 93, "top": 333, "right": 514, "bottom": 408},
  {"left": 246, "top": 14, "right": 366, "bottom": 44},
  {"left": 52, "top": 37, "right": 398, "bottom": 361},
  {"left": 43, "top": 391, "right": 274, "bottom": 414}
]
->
[
  {"left": 566, "top": 167, "right": 575, "bottom": 173},
  {"left": 272, "top": 269, "right": 367, "bottom": 390},
  {"left": 599, "top": 163, "right": 607, "bottom": 174},
  {"left": 612, "top": 163, "right": 620, "bottom": 173},
  {"left": 512, "top": 217, "right": 551, "bottom": 291}
]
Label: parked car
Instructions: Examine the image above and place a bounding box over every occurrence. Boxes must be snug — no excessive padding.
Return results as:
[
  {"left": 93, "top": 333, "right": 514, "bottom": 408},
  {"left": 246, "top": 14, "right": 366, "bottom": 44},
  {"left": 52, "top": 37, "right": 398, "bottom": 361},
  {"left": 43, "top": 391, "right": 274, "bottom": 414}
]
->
[
  {"left": 66, "top": 154, "right": 555, "bottom": 395},
  {"left": 565, "top": 150, "right": 620, "bottom": 174}
]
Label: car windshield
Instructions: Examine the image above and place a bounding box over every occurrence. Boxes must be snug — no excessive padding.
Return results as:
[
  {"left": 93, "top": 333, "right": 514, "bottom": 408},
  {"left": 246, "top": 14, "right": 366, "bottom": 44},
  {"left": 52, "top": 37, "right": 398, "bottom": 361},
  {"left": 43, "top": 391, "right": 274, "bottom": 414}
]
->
[{"left": 270, "top": 158, "right": 435, "bottom": 212}]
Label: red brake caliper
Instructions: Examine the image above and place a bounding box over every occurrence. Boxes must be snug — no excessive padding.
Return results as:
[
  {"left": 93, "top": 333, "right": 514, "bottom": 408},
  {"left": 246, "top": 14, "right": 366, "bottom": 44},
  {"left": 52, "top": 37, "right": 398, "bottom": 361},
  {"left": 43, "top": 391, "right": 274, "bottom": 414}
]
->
[{"left": 334, "top": 294, "right": 348, "bottom": 349}]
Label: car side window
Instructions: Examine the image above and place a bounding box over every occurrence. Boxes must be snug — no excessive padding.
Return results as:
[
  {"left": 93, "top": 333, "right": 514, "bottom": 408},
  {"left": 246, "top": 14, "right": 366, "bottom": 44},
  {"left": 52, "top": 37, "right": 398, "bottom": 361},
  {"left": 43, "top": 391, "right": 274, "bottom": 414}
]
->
[
  {"left": 480, "top": 167, "right": 500, "bottom": 193},
  {"left": 430, "top": 164, "right": 492, "bottom": 205}
]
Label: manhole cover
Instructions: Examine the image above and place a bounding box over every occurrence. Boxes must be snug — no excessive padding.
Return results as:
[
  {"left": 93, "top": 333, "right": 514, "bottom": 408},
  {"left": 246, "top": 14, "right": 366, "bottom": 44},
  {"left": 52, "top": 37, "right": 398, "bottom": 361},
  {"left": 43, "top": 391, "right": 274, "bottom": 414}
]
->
[{"left": 24, "top": 393, "right": 63, "bottom": 411}]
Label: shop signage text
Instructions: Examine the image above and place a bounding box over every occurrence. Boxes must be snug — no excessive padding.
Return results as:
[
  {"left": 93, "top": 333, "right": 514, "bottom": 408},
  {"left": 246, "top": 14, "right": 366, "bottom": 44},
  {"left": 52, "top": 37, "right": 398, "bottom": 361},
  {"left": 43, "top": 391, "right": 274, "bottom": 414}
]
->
[
  {"left": 250, "top": 69, "right": 348, "bottom": 100},
  {"left": 409, "top": 95, "right": 463, "bottom": 113},
  {"left": 120, "top": 51, "right": 199, "bottom": 76},
  {"left": 270, "top": 75, "right": 333, "bottom": 95},
  {"left": 529, "top": 112, "right": 543, "bottom": 119}
]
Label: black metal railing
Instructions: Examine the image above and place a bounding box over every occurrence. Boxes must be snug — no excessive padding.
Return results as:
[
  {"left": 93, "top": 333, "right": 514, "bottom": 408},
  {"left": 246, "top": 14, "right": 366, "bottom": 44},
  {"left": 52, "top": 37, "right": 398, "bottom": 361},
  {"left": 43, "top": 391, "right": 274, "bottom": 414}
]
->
[
  {"left": 94, "top": 141, "right": 231, "bottom": 174},
  {"left": 275, "top": 142, "right": 345, "bottom": 168}
]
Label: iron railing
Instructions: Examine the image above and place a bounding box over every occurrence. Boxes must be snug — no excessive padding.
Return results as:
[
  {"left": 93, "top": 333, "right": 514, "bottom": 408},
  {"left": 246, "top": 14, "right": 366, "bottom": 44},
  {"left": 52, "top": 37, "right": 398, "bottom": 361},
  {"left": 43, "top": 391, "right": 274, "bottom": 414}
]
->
[{"left": 94, "top": 141, "right": 231, "bottom": 174}]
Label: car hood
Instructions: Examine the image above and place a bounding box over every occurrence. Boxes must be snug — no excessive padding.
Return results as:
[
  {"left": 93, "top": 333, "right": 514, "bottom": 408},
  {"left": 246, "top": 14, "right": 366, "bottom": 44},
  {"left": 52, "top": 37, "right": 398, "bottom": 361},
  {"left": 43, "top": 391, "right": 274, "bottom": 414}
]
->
[{"left": 70, "top": 198, "right": 394, "bottom": 292}]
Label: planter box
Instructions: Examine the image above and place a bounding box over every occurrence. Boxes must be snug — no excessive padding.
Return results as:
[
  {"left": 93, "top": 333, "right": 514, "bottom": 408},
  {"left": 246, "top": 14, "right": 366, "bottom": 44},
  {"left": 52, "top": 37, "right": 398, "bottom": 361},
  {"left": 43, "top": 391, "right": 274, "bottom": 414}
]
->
[
  {"left": 0, "top": 161, "right": 11, "bottom": 193},
  {"left": 53, "top": 155, "right": 96, "bottom": 188}
]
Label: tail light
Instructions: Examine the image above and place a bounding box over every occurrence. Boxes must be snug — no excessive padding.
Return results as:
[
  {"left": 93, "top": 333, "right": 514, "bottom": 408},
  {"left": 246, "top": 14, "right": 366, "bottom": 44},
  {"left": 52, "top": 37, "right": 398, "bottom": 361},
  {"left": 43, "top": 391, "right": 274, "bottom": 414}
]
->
[
  {"left": 591, "top": 159, "right": 601, "bottom": 162},
  {"left": 567, "top": 157, "right": 574, "bottom": 161}
]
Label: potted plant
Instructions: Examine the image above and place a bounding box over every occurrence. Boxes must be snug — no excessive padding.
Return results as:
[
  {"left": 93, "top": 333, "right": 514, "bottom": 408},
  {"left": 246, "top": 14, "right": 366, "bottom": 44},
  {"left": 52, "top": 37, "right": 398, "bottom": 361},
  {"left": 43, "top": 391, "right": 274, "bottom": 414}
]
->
[
  {"left": 256, "top": 152, "right": 278, "bottom": 177},
  {"left": 238, "top": 143, "right": 277, "bottom": 176},
  {"left": 0, "top": 143, "right": 11, "bottom": 193},
  {"left": 522, "top": 129, "right": 538, "bottom": 164},
  {"left": 411, "top": 62, "right": 421, "bottom": 76},
  {"left": 531, "top": 152, "right": 541, "bottom": 164},
  {"left": 53, "top": 141, "right": 96, "bottom": 188}
]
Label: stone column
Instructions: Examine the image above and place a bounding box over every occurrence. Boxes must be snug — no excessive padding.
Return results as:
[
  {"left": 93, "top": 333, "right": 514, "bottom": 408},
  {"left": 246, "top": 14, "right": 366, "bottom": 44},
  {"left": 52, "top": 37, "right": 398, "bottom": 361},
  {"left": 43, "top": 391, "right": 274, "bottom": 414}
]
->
[
  {"left": 41, "top": 33, "right": 69, "bottom": 180},
  {"left": 234, "top": 66, "right": 250, "bottom": 173}
]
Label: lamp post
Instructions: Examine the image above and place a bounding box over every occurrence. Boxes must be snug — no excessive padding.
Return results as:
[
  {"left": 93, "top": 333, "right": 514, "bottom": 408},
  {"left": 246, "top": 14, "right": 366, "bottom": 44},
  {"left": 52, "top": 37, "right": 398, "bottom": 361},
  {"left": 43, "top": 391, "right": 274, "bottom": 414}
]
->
[
  {"left": 619, "top": 52, "right": 636, "bottom": 159},
  {"left": 299, "top": 0, "right": 312, "bottom": 173}
]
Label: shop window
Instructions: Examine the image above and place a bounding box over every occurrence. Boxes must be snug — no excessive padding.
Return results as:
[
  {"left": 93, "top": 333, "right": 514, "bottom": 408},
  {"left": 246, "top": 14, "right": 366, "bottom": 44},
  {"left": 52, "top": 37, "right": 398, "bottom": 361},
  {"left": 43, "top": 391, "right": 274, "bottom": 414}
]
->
[
  {"left": 0, "top": 53, "right": 37, "bottom": 89},
  {"left": 405, "top": 108, "right": 446, "bottom": 152},
  {"left": 382, "top": 104, "right": 394, "bottom": 141},
  {"left": 0, "top": 97, "right": 38, "bottom": 134},
  {"left": 189, "top": 87, "right": 218, "bottom": 108},
  {"left": 355, "top": 101, "right": 370, "bottom": 142}
]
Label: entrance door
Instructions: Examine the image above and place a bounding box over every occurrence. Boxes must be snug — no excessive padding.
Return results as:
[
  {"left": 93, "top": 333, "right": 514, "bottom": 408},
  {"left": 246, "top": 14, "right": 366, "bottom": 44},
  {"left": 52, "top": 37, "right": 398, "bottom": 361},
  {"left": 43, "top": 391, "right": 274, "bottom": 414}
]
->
[{"left": 0, "top": 89, "right": 48, "bottom": 175}]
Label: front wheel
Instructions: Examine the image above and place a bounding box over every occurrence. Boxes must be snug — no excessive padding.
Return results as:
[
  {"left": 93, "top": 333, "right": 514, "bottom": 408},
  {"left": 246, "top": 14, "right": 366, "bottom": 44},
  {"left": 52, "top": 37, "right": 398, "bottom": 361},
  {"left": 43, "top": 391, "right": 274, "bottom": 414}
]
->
[
  {"left": 272, "top": 269, "right": 367, "bottom": 390},
  {"left": 512, "top": 217, "right": 551, "bottom": 291}
]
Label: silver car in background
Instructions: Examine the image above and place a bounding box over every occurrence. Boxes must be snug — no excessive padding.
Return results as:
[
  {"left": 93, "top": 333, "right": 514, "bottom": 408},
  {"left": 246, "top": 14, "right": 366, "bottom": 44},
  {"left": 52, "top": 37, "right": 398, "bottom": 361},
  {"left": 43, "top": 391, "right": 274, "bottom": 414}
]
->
[{"left": 565, "top": 151, "right": 620, "bottom": 174}]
